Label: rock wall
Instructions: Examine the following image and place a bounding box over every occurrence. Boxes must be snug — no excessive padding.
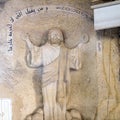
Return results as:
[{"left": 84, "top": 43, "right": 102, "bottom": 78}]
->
[
  {"left": 0, "top": 0, "right": 119, "bottom": 120},
  {"left": 96, "top": 29, "right": 120, "bottom": 120}
]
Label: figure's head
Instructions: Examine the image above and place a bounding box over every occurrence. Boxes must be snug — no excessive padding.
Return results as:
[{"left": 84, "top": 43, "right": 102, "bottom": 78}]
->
[{"left": 48, "top": 28, "right": 64, "bottom": 45}]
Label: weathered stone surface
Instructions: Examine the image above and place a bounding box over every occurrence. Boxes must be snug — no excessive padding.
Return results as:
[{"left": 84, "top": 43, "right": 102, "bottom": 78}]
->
[
  {"left": 96, "top": 29, "right": 120, "bottom": 120},
  {"left": 0, "top": 0, "right": 119, "bottom": 120},
  {"left": 71, "top": 109, "right": 82, "bottom": 119},
  {"left": 66, "top": 111, "right": 72, "bottom": 120}
]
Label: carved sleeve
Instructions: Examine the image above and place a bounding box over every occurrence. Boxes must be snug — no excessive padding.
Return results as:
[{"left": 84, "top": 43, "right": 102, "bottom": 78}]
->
[
  {"left": 25, "top": 44, "right": 60, "bottom": 68},
  {"left": 25, "top": 45, "right": 43, "bottom": 68},
  {"left": 69, "top": 46, "right": 81, "bottom": 70}
]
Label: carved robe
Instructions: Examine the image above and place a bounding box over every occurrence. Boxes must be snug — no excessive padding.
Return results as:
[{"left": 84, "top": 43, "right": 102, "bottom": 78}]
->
[{"left": 26, "top": 43, "right": 80, "bottom": 120}]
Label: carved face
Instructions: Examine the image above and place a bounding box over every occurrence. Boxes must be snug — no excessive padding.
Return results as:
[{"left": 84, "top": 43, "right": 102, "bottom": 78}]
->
[{"left": 48, "top": 28, "right": 64, "bottom": 45}]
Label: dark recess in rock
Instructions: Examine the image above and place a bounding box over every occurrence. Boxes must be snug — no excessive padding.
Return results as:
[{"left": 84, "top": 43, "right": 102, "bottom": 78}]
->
[{"left": 0, "top": 0, "right": 9, "bottom": 10}]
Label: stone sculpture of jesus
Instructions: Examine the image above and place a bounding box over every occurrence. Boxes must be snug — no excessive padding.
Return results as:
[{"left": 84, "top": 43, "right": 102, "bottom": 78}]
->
[{"left": 25, "top": 28, "right": 81, "bottom": 120}]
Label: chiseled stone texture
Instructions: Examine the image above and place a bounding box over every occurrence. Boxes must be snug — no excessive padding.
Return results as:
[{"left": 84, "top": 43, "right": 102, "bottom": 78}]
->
[
  {"left": 96, "top": 30, "right": 120, "bottom": 120},
  {"left": 0, "top": 0, "right": 119, "bottom": 120}
]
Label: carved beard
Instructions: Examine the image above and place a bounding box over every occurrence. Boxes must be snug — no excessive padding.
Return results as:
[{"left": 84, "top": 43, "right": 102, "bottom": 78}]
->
[{"left": 49, "top": 38, "right": 62, "bottom": 45}]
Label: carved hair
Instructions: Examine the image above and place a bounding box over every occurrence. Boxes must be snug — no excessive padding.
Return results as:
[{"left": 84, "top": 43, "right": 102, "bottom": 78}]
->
[{"left": 48, "top": 28, "right": 64, "bottom": 44}]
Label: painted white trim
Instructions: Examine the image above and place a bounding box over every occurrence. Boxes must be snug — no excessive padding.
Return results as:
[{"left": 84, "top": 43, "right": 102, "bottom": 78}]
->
[
  {"left": 92, "top": 3, "right": 120, "bottom": 30},
  {"left": 0, "top": 99, "right": 12, "bottom": 120},
  {"left": 91, "top": 0, "right": 120, "bottom": 9}
]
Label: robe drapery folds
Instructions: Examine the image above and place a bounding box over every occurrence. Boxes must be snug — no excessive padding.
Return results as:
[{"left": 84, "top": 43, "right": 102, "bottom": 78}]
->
[{"left": 26, "top": 42, "right": 80, "bottom": 112}]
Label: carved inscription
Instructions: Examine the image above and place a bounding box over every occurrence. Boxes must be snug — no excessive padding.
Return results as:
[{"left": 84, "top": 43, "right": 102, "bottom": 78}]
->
[{"left": 7, "top": 5, "right": 92, "bottom": 53}]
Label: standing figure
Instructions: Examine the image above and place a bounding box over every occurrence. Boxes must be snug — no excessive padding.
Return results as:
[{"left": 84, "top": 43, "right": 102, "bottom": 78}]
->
[{"left": 25, "top": 28, "right": 81, "bottom": 120}]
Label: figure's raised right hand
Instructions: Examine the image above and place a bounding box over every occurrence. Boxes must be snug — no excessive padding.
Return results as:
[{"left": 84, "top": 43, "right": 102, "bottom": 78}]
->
[{"left": 23, "top": 33, "right": 33, "bottom": 50}]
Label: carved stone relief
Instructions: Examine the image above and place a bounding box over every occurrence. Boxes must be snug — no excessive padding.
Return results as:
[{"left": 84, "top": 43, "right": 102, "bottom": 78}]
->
[
  {"left": 0, "top": 0, "right": 120, "bottom": 119},
  {"left": 24, "top": 28, "right": 83, "bottom": 120},
  {"left": 0, "top": 1, "right": 101, "bottom": 120}
]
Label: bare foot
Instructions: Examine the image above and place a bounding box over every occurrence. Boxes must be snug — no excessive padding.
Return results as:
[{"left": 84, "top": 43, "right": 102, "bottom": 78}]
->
[
  {"left": 25, "top": 108, "right": 43, "bottom": 120},
  {"left": 66, "top": 109, "right": 82, "bottom": 120}
]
